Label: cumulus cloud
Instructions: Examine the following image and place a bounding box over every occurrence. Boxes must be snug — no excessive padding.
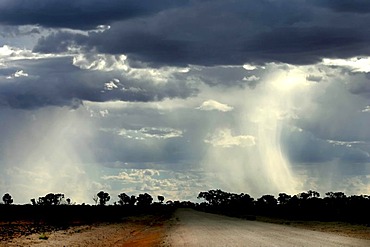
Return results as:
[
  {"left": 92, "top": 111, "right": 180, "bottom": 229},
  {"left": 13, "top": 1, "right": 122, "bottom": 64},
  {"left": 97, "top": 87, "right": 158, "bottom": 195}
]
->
[
  {"left": 0, "top": 48, "right": 198, "bottom": 109},
  {"left": 204, "top": 129, "right": 256, "bottom": 148},
  {"left": 196, "top": 100, "right": 233, "bottom": 112},
  {"left": 116, "top": 127, "right": 183, "bottom": 140},
  {"left": 6, "top": 70, "right": 28, "bottom": 79},
  {"left": 101, "top": 168, "right": 208, "bottom": 201},
  {"left": 362, "top": 106, "right": 370, "bottom": 112},
  {"left": 242, "top": 75, "right": 260, "bottom": 82},
  {"left": 322, "top": 57, "right": 370, "bottom": 73},
  {"left": 242, "top": 64, "right": 258, "bottom": 71}
]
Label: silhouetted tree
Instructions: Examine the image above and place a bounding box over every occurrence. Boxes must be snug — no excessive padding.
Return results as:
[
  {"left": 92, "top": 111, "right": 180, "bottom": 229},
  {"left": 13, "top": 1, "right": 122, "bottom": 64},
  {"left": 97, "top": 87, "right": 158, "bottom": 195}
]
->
[
  {"left": 298, "top": 192, "right": 310, "bottom": 200},
  {"left": 66, "top": 198, "right": 71, "bottom": 205},
  {"left": 30, "top": 198, "right": 36, "bottom": 205},
  {"left": 197, "top": 189, "right": 231, "bottom": 206},
  {"left": 97, "top": 191, "right": 110, "bottom": 206},
  {"left": 92, "top": 195, "right": 99, "bottom": 205},
  {"left": 307, "top": 190, "right": 320, "bottom": 198},
  {"left": 38, "top": 193, "right": 64, "bottom": 205},
  {"left": 256, "top": 195, "right": 277, "bottom": 211},
  {"left": 137, "top": 193, "right": 153, "bottom": 206},
  {"left": 118, "top": 193, "right": 130, "bottom": 205},
  {"left": 325, "top": 191, "right": 346, "bottom": 199},
  {"left": 158, "top": 195, "right": 165, "bottom": 203},
  {"left": 278, "top": 193, "right": 291, "bottom": 205},
  {"left": 2, "top": 193, "right": 13, "bottom": 205},
  {"left": 129, "top": 195, "right": 137, "bottom": 206}
]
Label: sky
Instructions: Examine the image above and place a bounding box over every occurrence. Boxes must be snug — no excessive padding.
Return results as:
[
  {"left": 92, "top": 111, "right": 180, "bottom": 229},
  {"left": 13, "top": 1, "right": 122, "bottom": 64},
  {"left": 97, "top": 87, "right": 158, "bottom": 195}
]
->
[{"left": 1, "top": 0, "right": 370, "bottom": 204}]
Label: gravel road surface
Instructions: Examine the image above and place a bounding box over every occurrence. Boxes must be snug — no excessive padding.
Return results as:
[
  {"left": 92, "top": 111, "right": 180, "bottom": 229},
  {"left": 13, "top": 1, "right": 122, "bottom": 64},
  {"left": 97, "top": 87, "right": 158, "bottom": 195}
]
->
[{"left": 164, "top": 209, "right": 370, "bottom": 247}]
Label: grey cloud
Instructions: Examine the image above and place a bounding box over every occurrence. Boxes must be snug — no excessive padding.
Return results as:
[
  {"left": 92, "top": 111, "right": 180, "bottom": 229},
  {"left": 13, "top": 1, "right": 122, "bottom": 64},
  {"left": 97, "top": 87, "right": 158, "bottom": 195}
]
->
[
  {"left": 306, "top": 75, "right": 322, "bottom": 82},
  {"left": 87, "top": 105, "right": 214, "bottom": 167},
  {"left": 93, "top": 128, "right": 199, "bottom": 166},
  {"left": 35, "top": 32, "right": 89, "bottom": 53},
  {"left": 0, "top": 0, "right": 189, "bottom": 30},
  {"left": 0, "top": 25, "right": 40, "bottom": 38},
  {"left": 284, "top": 129, "right": 370, "bottom": 164},
  {"left": 33, "top": 0, "right": 370, "bottom": 67},
  {"left": 313, "top": 0, "right": 370, "bottom": 14},
  {"left": 347, "top": 73, "right": 370, "bottom": 98},
  {"left": 0, "top": 57, "right": 197, "bottom": 109}
]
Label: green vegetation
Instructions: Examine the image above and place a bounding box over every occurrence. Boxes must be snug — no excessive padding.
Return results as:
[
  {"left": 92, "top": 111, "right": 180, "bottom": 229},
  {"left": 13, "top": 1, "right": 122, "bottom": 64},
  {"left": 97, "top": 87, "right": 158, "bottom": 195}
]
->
[{"left": 38, "top": 233, "right": 48, "bottom": 240}]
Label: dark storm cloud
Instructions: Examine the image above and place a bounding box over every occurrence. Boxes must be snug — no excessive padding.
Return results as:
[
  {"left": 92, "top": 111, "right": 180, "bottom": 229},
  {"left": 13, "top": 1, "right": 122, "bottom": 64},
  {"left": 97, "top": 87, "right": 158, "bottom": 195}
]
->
[
  {"left": 0, "top": 0, "right": 189, "bottom": 30},
  {"left": 0, "top": 57, "right": 196, "bottom": 109},
  {"left": 313, "top": 0, "right": 370, "bottom": 14},
  {"left": 32, "top": 0, "right": 370, "bottom": 67}
]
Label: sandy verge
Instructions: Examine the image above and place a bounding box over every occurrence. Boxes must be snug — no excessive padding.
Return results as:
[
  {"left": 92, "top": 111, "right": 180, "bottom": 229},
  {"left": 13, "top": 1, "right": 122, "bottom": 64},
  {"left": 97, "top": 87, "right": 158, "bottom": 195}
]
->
[{"left": 1, "top": 215, "right": 168, "bottom": 247}]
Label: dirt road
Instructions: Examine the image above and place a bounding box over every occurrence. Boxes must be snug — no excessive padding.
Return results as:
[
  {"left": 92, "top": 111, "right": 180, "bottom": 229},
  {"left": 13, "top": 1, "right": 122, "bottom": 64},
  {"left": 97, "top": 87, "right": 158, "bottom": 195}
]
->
[{"left": 164, "top": 209, "right": 370, "bottom": 247}]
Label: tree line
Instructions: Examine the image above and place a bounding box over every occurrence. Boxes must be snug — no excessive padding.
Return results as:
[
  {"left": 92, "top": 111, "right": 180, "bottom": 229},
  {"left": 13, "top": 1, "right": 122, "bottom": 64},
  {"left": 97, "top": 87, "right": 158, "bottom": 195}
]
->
[
  {"left": 1, "top": 189, "right": 370, "bottom": 224},
  {"left": 1, "top": 191, "right": 164, "bottom": 206},
  {"left": 196, "top": 189, "right": 370, "bottom": 224}
]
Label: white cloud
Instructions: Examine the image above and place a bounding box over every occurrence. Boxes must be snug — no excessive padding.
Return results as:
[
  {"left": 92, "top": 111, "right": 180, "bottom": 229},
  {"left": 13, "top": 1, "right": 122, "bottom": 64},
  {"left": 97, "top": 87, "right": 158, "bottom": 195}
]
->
[
  {"left": 0, "top": 45, "right": 65, "bottom": 61},
  {"left": 242, "top": 75, "right": 260, "bottom": 82},
  {"left": 361, "top": 106, "right": 370, "bottom": 113},
  {"left": 204, "top": 128, "right": 256, "bottom": 148},
  {"left": 6, "top": 70, "right": 28, "bottom": 79},
  {"left": 104, "top": 79, "right": 120, "bottom": 90},
  {"left": 140, "top": 127, "right": 183, "bottom": 139},
  {"left": 327, "top": 140, "right": 365, "bottom": 148},
  {"left": 243, "top": 64, "right": 257, "bottom": 71},
  {"left": 114, "top": 127, "right": 183, "bottom": 140},
  {"left": 322, "top": 57, "right": 370, "bottom": 73},
  {"left": 72, "top": 53, "right": 128, "bottom": 71},
  {"left": 101, "top": 169, "right": 207, "bottom": 201},
  {"left": 196, "top": 100, "right": 234, "bottom": 112},
  {"left": 99, "top": 110, "right": 109, "bottom": 117}
]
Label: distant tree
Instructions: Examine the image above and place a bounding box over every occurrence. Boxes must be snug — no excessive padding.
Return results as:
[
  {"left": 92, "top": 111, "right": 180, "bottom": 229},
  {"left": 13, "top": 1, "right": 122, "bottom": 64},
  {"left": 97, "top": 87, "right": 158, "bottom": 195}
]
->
[
  {"left": 137, "top": 193, "right": 153, "bottom": 206},
  {"left": 278, "top": 193, "right": 291, "bottom": 205},
  {"left": 237, "top": 193, "right": 254, "bottom": 207},
  {"left": 129, "top": 195, "right": 137, "bottom": 206},
  {"left": 158, "top": 195, "right": 165, "bottom": 203},
  {"left": 307, "top": 190, "right": 320, "bottom": 198},
  {"left": 298, "top": 190, "right": 320, "bottom": 201},
  {"left": 298, "top": 192, "right": 310, "bottom": 200},
  {"left": 92, "top": 195, "right": 99, "bottom": 205},
  {"left": 197, "top": 189, "right": 231, "bottom": 206},
  {"left": 2, "top": 193, "right": 13, "bottom": 205},
  {"left": 256, "top": 195, "right": 278, "bottom": 207},
  {"left": 38, "top": 193, "right": 64, "bottom": 205},
  {"left": 325, "top": 191, "right": 346, "bottom": 199},
  {"left": 97, "top": 191, "right": 110, "bottom": 206},
  {"left": 66, "top": 198, "right": 71, "bottom": 205},
  {"left": 118, "top": 193, "right": 130, "bottom": 205},
  {"left": 30, "top": 198, "right": 36, "bottom": 205}
]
